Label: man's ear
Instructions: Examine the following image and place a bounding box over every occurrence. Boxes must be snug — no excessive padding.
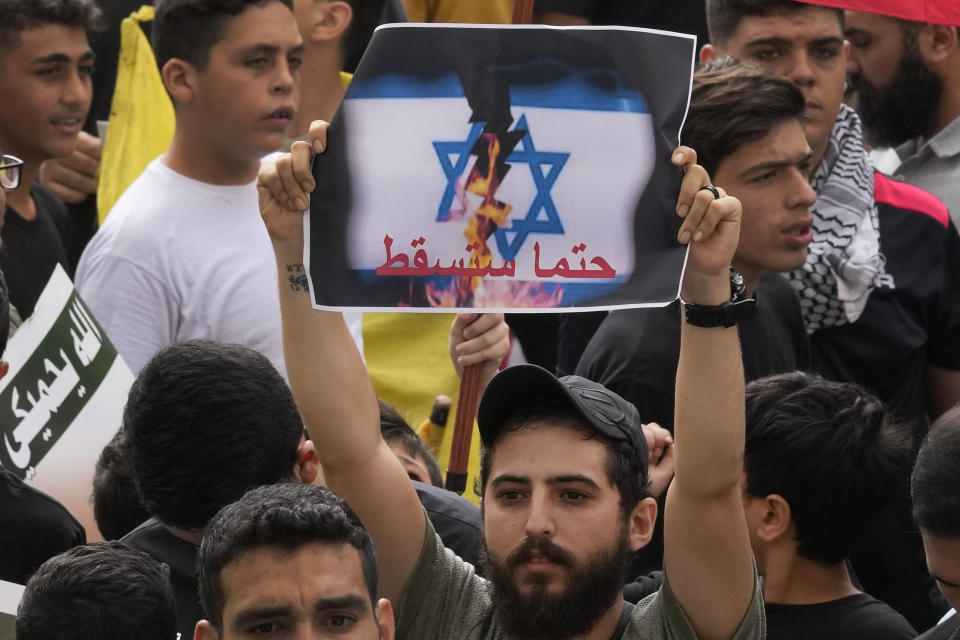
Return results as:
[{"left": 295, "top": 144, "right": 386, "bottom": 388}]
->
[
  {"left": 0, "top": 361, "right": 8, "bottom": 381},
  {"left": 295, "top": 437, "right": 321, "bottom": 485},
  {"left": 305, "top": 0, "right": 353, "bottom": 44},
  {"left": 375, "top": 598, "right": 395, "bottom": 640},
  {"left": 754, "top": 494, "right": 792, "bottom": 543},
  {"left": 194, "top": 619, "right": 219, "bottom": 640},
  {"left": 700, "top": 43, "right": 721, "bottom": 64},
  {"left": 920, "top": 23, "right": 957, "bottom": 67},
  {"left": 627, "top": 496, "right": 658, "bottom": 552},
  {"left": 162, "top": 58, "right": 197, "bottom": 105}
]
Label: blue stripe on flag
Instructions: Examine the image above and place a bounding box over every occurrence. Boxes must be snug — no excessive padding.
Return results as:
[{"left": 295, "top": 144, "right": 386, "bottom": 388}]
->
[
  {"left": 348, "top": 73, "right": 648, "bottom": 114},
  {"left": 509, "top": 80, "right": 648, "bottom": 113},
  {"left": 347, "top": 72, "right": 465, "bottom": 99}
]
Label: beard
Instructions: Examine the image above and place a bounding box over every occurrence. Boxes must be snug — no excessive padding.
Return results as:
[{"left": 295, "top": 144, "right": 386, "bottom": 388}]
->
[
  {"left": 481, "top": 529, "right": 631, "bottom": 640},
  {"left": 851, "top": 46, "right": 943, "bottom": 149}
]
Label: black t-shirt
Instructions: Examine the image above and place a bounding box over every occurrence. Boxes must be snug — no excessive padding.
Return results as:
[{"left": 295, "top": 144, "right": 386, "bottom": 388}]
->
[
  {"left": 122, "top": 519, "right": 202, "bottom": 639},
  {"left": 1, "top": 184, "right": 72, "bottom": 318},
  {"left": 576, "top": 271, "right": 810, "bottom": 431},
  {"left": 809, "top": 173, "right": 960, "bottom": 435},
  {"left": 534, "top": 0, "right": 709, "bottom": 47},
  {"left": 765, "top": 593, "right": 916, "bottom": 640},
  {"left": 918, "top": 614, "right": 960, "bottom": 640},
  {"left": 0, "top": 467, "right": 85, "bottom": 585}
]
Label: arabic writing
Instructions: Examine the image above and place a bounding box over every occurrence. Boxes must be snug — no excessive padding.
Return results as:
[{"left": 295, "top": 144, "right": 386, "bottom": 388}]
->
[
  {"left": 6, "top": 349, "right": 79, "bottom": 470},
  {"left": 375, "top": 235, "right": 616, "bottom": 280},
  {"left": 4, "top": 299, "right": 107, "bottom": 471}
]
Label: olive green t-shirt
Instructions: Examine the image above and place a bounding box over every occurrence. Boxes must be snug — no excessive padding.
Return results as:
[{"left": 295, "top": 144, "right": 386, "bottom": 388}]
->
[{"left": 397, "top": 512, "right": 766, "bottom": 639}]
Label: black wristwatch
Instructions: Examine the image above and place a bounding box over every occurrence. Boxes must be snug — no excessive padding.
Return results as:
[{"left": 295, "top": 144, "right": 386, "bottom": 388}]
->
[{"left": 683, "top": 269, "right": 757, "bottom": 328}]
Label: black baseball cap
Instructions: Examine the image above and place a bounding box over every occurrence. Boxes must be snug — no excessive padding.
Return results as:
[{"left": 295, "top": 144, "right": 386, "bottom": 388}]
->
[{"left": 477, "top": 364, "right": 648, "bottom": 476}]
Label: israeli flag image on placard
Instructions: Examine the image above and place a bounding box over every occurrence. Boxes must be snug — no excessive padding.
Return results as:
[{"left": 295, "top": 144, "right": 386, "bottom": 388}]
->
[{"left": 306, "top": 24, "right": 696, "bottom": 311}]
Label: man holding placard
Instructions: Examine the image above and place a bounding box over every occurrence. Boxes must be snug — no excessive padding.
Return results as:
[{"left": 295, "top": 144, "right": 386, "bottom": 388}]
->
[{"left": 259, "top": 119, "right": 760, "bottom": 640}]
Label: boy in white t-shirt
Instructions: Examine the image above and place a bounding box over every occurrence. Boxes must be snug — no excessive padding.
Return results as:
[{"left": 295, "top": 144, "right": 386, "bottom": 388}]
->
[{"left": 76, "top": 0, "right": 305, "bottom": 375}]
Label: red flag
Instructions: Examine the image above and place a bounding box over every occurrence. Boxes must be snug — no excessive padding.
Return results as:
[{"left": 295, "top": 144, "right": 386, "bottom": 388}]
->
[{"left": 798, "top": 0, "right": 960, "bottom": 26}]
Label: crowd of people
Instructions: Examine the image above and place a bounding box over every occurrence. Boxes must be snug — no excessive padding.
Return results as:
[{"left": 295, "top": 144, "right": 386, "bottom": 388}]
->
[{"left": 2, "top": 0, "right": 960, "bottom": 639}]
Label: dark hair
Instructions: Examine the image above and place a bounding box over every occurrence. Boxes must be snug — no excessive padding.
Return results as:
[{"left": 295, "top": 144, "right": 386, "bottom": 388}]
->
[
  {"left": 341, "top": 0, "right": 385, "bottom": 73},
  {"left": 706, "top": 0, "right": 843, "bottom": 47},
  {"left": 152, "top": 0, "right": 293, "bottom": 70},
  {"left": 912, "top": 405, "right": 960, "bottom": 536},
  {"left": 92, "top": 430, "right": 150, "bottom": 540},
  {"left": 744, "top": 372, "right": 912, "bottom": 565},
  {"left": 198, "top": 483, "right": 379, "bottom": 630},
  {"left": 477, "top": 398, "right": 650, "bottom": 518},
  {"left": 683, "top": 57, "right": 805, "bottom": 176},
  {"left": 379, "top": 399, "right": 443, "bottom": 487},
  {"left": 0, "top": 269, "right": 10, "bottom": 356},
  {"left": 0, "top": 0, "right": 101, "bottom": 53},
  {"left": 123, "top": 340, "right": 304, "bottom": 530},
  {"left": 16, "top": 541, "right": 177, "bottom": 640}
]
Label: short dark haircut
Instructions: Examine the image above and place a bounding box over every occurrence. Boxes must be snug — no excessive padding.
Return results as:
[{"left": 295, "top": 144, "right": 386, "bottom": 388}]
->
[
  {"left": 152, "top": 0, "right": 293, "bottom": 71},
  {"left": 123, "top": 340, "right": 304, "bottom": 531},
  {"left": 477, "top": 398, "right": 650, "bottom": 518},
  {"left": 379, "top": 399, "right": 443, "bottom": 487},
  {"left": 912, "top": 405, "right": 960, "bottom": 536},
  {"left": 683, "top": 57, "right": 805, "bottom": 176},
  {"left": 744, "top": 372, "right": 912, "bottom": 565},
  {"left": 706, "top": 0, "right": 843, "bottom": 47},
  {"left": 198, "top": 483, "right": 379, "bottom": 630},
  {"left": 16, "top": 541, "right": 177, "bottom": 640},
  {"left": 92, "top": 430, "right": 150, "bottom": 540},
  {"left": 0, "top": 0, "right": 101, "bottom": 55},
  {"left": 340, "top": 0, "right": 386, "bottom": 73}
]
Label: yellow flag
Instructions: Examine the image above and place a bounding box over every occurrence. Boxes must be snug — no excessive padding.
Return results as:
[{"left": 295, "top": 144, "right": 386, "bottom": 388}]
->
[
  {"left": 97, "top": 5, "right": 175, "bottom": 224},
  {"left": 363, "top": 312, "right": 483, "bottom": 504}
]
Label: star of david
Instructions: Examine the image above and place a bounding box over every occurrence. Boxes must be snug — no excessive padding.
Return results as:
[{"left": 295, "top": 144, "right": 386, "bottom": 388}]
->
[{"left": 432, "top": 115, "right": 570, "bottom": 261}]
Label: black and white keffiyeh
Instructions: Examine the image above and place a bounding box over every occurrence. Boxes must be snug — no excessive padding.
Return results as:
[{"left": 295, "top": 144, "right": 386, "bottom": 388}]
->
[{"left": 788, "top": 104, "right": 888, "bottom": 332}]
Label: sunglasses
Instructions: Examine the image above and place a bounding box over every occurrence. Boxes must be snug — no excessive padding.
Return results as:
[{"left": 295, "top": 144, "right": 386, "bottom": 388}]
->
[{"left": 1, "top": 154, "right": 23, "bottom": 190}]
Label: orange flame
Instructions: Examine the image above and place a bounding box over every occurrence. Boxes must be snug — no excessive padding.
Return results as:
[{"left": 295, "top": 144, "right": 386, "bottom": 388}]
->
[{"left": 439, "top": 133, "right": 516, "bottom": 306}]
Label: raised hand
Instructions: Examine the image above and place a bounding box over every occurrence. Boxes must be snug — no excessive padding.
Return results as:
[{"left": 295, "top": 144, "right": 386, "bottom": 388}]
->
[
  {"left": 257, "top": 120, "right": 327, "bottom": 250},
  {"left": 672, "top": 146, "right": 742, "bottom": 304}
]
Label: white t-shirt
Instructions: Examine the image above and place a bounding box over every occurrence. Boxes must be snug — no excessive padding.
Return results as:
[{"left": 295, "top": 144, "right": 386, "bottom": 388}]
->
[{"left": 76, "top": 159, "right": 286, "bottom": 375}]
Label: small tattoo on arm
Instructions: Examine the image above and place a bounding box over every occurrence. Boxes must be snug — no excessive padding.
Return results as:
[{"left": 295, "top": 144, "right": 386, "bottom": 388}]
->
[{"left": 287, "top": 264, "right": 309, "bottom": 292}]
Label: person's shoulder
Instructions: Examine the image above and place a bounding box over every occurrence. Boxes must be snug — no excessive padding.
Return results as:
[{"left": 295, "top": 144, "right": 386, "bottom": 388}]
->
[
  {"left": 626, "top": 568, "right": 764, "bottom": 640},
  {"left": 916, "top": 611, "right": 959, "bottom": 640},
  {"left": 79, "top": 162, "right": 201, "bottom": 268},
  {"left": 836, "top": 593, "right": 916, "bottom": 637},
  {"left": 122, "top": 518, "right": 198, "bottom": 566},
  {"left": 0, "top": 468, "right": 84, "bottom": 541},
  {"left": 580, "top": 304, "right": 680, "bottom": 363},
  {"left": 413, "top": 481, "right": 482, "bottom": 566},
  {"left": 414, "top": 482, "right": 481, "bottom": 529},
  {"left": 874, "top": 172, "right": 950, "bottom": 229},
  {"left": 29, "top": 183, "right": 69, "bottom": 217}
]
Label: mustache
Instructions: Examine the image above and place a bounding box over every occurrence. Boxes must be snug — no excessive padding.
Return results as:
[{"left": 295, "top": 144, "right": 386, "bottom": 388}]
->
[{"left": 505, "top": 536, "right": 576, "bottom": 569}]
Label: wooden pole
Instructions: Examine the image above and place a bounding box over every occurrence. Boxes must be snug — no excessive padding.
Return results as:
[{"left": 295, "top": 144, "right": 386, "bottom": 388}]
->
[
  {"left": 444, "top": 1, "right": 534, "bottom": 494},
  {"left": 512, "top": 0, "right": 535, "bottom": 25}
]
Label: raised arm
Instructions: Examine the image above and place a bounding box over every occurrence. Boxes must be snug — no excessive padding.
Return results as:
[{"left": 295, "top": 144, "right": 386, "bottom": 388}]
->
[
  {"left": 259, "top": 131, "right": 423, "bottom": 604},
  {"left": 663, "top": 148, "right": 755, "bottom": 640},
  {"left": 257, "top": 125, "right": 509, "bottom": 605}
]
